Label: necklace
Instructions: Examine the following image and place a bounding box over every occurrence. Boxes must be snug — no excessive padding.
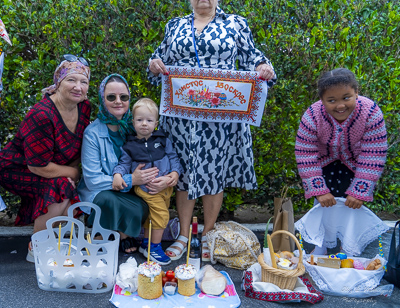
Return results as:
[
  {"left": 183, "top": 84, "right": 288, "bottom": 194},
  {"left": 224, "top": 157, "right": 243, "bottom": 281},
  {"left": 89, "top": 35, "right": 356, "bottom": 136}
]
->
[{"left": 193, "top": 13, "right": 215, "bottom": 33}]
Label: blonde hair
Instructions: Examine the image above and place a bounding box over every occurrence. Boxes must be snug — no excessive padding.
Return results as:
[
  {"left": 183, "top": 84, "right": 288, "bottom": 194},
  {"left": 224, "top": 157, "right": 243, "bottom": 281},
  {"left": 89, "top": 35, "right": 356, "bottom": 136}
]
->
[{"left": 132, "top": 98, "right": 159, "bottom": 120}]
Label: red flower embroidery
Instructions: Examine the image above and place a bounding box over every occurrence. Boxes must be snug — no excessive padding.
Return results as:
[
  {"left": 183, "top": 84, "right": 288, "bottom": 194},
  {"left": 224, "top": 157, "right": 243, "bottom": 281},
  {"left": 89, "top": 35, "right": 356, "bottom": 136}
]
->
[{"left": 211, "top": 97, "right": 220, "bottom": 106}]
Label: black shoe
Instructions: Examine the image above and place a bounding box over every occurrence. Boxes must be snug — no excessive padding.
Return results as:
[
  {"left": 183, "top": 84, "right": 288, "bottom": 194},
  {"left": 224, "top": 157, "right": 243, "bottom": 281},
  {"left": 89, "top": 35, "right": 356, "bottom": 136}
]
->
[{"left": 119, "top": 237, "right": 139, "bottom": 254}]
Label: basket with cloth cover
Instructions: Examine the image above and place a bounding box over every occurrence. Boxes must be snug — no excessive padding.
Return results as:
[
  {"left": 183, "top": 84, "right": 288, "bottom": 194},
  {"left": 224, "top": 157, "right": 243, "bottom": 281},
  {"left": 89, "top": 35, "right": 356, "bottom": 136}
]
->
[{"left": 258, "top": 230, "right": 305, "bottom": 290}]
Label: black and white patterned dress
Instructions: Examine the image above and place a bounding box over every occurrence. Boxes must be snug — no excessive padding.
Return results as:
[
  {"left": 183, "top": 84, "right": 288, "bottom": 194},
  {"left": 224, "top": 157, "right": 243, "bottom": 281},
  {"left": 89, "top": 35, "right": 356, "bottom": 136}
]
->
[{"left": 148, "top": 7, "right": 276, "bottom": 200}]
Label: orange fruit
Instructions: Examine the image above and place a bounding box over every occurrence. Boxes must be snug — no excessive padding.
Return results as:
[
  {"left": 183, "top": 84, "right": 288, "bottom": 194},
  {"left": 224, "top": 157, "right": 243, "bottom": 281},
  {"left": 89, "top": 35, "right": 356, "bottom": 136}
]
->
[{"left": 341, "top": 259, "right": 354, "bottom": 268}]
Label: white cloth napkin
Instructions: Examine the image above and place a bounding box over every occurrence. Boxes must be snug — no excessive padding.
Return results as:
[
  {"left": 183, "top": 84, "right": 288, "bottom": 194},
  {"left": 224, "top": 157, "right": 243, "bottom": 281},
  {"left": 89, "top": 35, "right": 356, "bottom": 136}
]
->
[
  {"left": 115, "top": 257, "right": 138, "bottom": 293},
  {"left": 295, "top": 197, "right": 389, "bottom": 256},
  {"left": 304, "top": 254, "right": 393, "bottom": 297}
]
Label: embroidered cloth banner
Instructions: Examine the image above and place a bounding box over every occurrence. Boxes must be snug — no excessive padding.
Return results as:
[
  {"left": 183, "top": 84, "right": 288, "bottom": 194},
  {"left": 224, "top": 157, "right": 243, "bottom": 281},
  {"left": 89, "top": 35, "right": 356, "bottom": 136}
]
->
[
  {"left": 0, "top": 18, "right": 12, "bottom": 46},
  {"left": 160, "top": 66, "right": 268, "bottom": 126}
]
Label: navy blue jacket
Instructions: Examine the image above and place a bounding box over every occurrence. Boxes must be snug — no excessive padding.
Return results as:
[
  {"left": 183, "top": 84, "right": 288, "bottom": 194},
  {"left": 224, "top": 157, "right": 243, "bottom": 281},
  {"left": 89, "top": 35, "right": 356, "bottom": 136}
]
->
[{"left": 113, "top": 129, "right": 182, "bottom": 193}]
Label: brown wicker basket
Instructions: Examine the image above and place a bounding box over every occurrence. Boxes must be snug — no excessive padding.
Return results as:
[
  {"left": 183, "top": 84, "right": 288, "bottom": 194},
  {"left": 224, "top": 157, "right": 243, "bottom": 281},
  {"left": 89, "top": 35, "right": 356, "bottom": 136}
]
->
[{"left": 258, "top": 230, "right": 305, "bottom": 290}]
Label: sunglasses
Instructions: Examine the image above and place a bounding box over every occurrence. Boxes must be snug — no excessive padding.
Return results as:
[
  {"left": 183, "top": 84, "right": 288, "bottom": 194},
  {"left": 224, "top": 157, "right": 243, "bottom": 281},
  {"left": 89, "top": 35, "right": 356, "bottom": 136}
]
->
[
  {"left": 106, "top": 94, "right": 130, "bottom": 102},
  {"left": 63, "top": 54, "right": 90, "bottom": 67}
]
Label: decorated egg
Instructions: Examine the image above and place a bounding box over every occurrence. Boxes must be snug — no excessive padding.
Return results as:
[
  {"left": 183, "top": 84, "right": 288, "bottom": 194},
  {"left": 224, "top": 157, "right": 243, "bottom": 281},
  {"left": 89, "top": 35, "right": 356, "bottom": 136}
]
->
[
  {"left": 341, "top": 259, "right": 354, "bottom": 268},
  {"left": 328, "top": 254, "right": 338, "bottom": 259},
  {"left": 353, "top": 260, "right": 364, "bottom": 270},
  {"left": 335, "top": 252, "right": 347, "bottom": 260}
]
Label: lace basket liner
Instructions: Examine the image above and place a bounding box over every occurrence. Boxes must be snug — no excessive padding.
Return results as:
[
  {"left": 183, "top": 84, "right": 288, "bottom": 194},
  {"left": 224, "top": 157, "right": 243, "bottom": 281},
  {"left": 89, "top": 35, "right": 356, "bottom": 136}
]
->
[{"left": 304, "top": 254, "right": 394, "bottom": 297}]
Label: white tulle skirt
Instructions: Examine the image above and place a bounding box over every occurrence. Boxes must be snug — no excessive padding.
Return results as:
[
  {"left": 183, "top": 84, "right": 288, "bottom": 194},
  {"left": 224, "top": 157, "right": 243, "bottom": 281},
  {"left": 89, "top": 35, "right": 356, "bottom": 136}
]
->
[{"left": 295, "top": 198, "right": 389, "bottom": 256}]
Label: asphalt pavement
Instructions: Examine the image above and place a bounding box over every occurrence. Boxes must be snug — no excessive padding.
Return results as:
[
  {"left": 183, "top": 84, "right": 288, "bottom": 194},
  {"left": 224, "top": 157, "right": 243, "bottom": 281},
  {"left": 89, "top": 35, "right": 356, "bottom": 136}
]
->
[{"left": 0, "top": 222, "right": 399, "bottom": 308}]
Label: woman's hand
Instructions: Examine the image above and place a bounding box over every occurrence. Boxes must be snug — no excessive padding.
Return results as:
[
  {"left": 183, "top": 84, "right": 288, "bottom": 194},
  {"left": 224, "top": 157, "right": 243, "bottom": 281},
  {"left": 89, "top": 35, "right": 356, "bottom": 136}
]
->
[
  {"left": 112, "top": 173, "right": 127, "bottom": 191},
  {"left": 149, "top": 59, "right": 169, "bottom": 76},
  {"left": 68, "top": 159, "right": 81, "bottom": 182},
  {"left": 146, "top": 176, "right": 170, "bottom": 194},
  {"left": 67, "top": 177, "right": 76, "bottom": 189},
  {"left": 345, "top": 196, "right": 363, "bottom": 209},
  {"left": 316, "top": 193, "right": 336, "bottom": 207},
  {"left": 166, "top": 171, "right": 179, "bottom": 187},
  {"left": 69, "top": 167, "right": 80, "bottom": 183},
  {"left": 131, "top": 164, "right": 159, "bottom": 186},
  {"left": 256, "top": 63, "right": 275, "bottom": 81}
]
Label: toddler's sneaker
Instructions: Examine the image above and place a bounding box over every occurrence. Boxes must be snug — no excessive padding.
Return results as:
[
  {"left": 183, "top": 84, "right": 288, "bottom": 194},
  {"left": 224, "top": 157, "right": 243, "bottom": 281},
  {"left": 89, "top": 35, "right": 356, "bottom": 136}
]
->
[
  {"left": 143, "top": 242, "right": 171, "bottom": 265},
  {"left": 139, "top": 238, "right": 148, "bottom": 254}
]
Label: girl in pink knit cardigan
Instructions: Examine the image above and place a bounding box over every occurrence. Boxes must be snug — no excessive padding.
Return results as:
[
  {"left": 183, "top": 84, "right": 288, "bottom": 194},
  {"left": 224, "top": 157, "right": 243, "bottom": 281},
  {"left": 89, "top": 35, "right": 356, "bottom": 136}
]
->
[{"left": 294, "top": 68, "right": 389, "bottom": 256}]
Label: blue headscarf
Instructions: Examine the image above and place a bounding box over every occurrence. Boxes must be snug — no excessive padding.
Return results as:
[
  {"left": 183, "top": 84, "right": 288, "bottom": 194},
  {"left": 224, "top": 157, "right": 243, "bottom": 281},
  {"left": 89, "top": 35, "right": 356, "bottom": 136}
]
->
[{"left": 97, "top": 74, "right": 134, "bottom": 140}]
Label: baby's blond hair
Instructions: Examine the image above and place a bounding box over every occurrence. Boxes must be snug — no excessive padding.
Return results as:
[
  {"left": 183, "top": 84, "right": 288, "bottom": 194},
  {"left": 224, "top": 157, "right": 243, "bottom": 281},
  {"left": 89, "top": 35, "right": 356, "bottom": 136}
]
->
[{"left": 132, "top": 98, "right": 159, "bottom": 120}]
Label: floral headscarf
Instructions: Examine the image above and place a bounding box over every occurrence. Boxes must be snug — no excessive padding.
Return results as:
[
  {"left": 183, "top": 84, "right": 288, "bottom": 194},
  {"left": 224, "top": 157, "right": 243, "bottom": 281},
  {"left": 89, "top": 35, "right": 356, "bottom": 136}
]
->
[
  {"left": 97, "top": 73, "right": 134, "bottom": 141},
  {"left": 41, "top": 60, "right": 90, "bottom": 97}
]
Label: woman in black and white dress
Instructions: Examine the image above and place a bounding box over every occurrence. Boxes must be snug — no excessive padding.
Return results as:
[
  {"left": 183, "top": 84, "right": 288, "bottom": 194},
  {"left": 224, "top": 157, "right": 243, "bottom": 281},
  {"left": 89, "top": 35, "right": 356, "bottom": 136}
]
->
[{"left": 147, "top": 0, "right": 276, "bottom": 261}]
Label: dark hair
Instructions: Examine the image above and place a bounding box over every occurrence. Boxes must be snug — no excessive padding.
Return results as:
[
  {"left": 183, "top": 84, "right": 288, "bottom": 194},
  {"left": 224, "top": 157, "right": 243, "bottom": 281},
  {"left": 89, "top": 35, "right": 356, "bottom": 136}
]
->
[
  {"left": 106, "top": 75, "right": 125, "bottom": 85},
  {"left": 317, "top": 68, "right": 358, "bottom": 98}
]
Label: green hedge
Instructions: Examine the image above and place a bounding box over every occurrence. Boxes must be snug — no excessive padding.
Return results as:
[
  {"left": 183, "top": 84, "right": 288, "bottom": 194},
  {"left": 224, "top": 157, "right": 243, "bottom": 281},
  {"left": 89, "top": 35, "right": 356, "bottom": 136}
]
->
[{"left": 1, "top": 0, "right": 399, "bottom": 216}]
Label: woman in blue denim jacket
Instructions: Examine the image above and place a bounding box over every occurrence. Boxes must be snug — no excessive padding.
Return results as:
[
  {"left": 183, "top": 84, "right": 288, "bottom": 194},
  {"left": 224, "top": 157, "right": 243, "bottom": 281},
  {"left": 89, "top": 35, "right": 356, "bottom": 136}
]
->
[{"left": 78, "top": 74, "right": 170, "bottom": 253}]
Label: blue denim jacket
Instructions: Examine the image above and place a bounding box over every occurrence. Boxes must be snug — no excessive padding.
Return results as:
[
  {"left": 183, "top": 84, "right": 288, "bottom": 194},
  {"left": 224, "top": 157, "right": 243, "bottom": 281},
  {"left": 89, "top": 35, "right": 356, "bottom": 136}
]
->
[{"left": 78, "top": 119, "right": 132, "bottom": 210}]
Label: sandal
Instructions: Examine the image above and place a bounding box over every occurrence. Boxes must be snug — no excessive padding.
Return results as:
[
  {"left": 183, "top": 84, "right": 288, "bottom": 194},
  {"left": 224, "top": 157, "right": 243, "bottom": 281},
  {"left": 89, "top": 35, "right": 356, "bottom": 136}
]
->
[
  {"left": 165, "top": 235, "right": 188, "bottom": 261},
  {"left": 26, "top": 241, "right": 35, "bottom": 263},
  {"left": 201, "top": 235, "right": 211, "bottom": 262},
  {"left": 119, "top": 237, "right": 139, "bottom": 254}
]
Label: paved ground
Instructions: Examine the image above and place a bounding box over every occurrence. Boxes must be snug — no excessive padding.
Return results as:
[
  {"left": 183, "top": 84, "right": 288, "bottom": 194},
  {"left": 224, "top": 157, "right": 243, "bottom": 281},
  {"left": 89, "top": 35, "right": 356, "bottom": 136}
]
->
[{"left": 0, "top": 223, "right": 399, "bottom": 308}]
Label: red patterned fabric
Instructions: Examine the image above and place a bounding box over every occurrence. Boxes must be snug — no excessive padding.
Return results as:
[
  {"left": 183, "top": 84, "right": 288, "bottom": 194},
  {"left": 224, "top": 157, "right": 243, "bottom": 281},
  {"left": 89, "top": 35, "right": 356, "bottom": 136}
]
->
[
  {"left": 243, "top": 271, "right": 324, "bottom": 304},
  {"left": 0, "top": 94, "right": 91, "bottom": 225}
]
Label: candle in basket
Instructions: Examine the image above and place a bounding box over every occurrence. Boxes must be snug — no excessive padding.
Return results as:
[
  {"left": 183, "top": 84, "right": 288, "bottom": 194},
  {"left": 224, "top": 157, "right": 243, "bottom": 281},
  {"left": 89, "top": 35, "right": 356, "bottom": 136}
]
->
[
  {"left": 263, "top": 247, "right": 273, "bottom": 266},
  {"left": 267, "top": 234, "right": 277, "bottom": 268}
]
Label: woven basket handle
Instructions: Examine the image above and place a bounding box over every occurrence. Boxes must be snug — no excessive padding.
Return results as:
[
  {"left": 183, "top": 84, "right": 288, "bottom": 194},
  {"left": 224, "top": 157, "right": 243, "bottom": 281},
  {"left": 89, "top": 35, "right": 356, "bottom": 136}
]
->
[{"left": 270, "top": 230, "right": 303, "bottom": 263}]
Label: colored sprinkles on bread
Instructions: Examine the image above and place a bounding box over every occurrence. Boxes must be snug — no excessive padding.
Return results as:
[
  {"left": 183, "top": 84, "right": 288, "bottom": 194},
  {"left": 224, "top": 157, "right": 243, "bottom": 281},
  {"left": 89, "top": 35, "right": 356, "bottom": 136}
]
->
[
  {"left": 174, "top": 264, "right": 196, "bottom": 280},
  {"left": 138, "top": 261, "right": 161, "bottom": 281}
]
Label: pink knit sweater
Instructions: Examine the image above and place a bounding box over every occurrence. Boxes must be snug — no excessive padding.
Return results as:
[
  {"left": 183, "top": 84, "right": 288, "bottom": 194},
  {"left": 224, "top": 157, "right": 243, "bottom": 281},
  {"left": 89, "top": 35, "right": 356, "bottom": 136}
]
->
[{"left": 295, "top": 96, "right": 387, "bottom": 201}]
